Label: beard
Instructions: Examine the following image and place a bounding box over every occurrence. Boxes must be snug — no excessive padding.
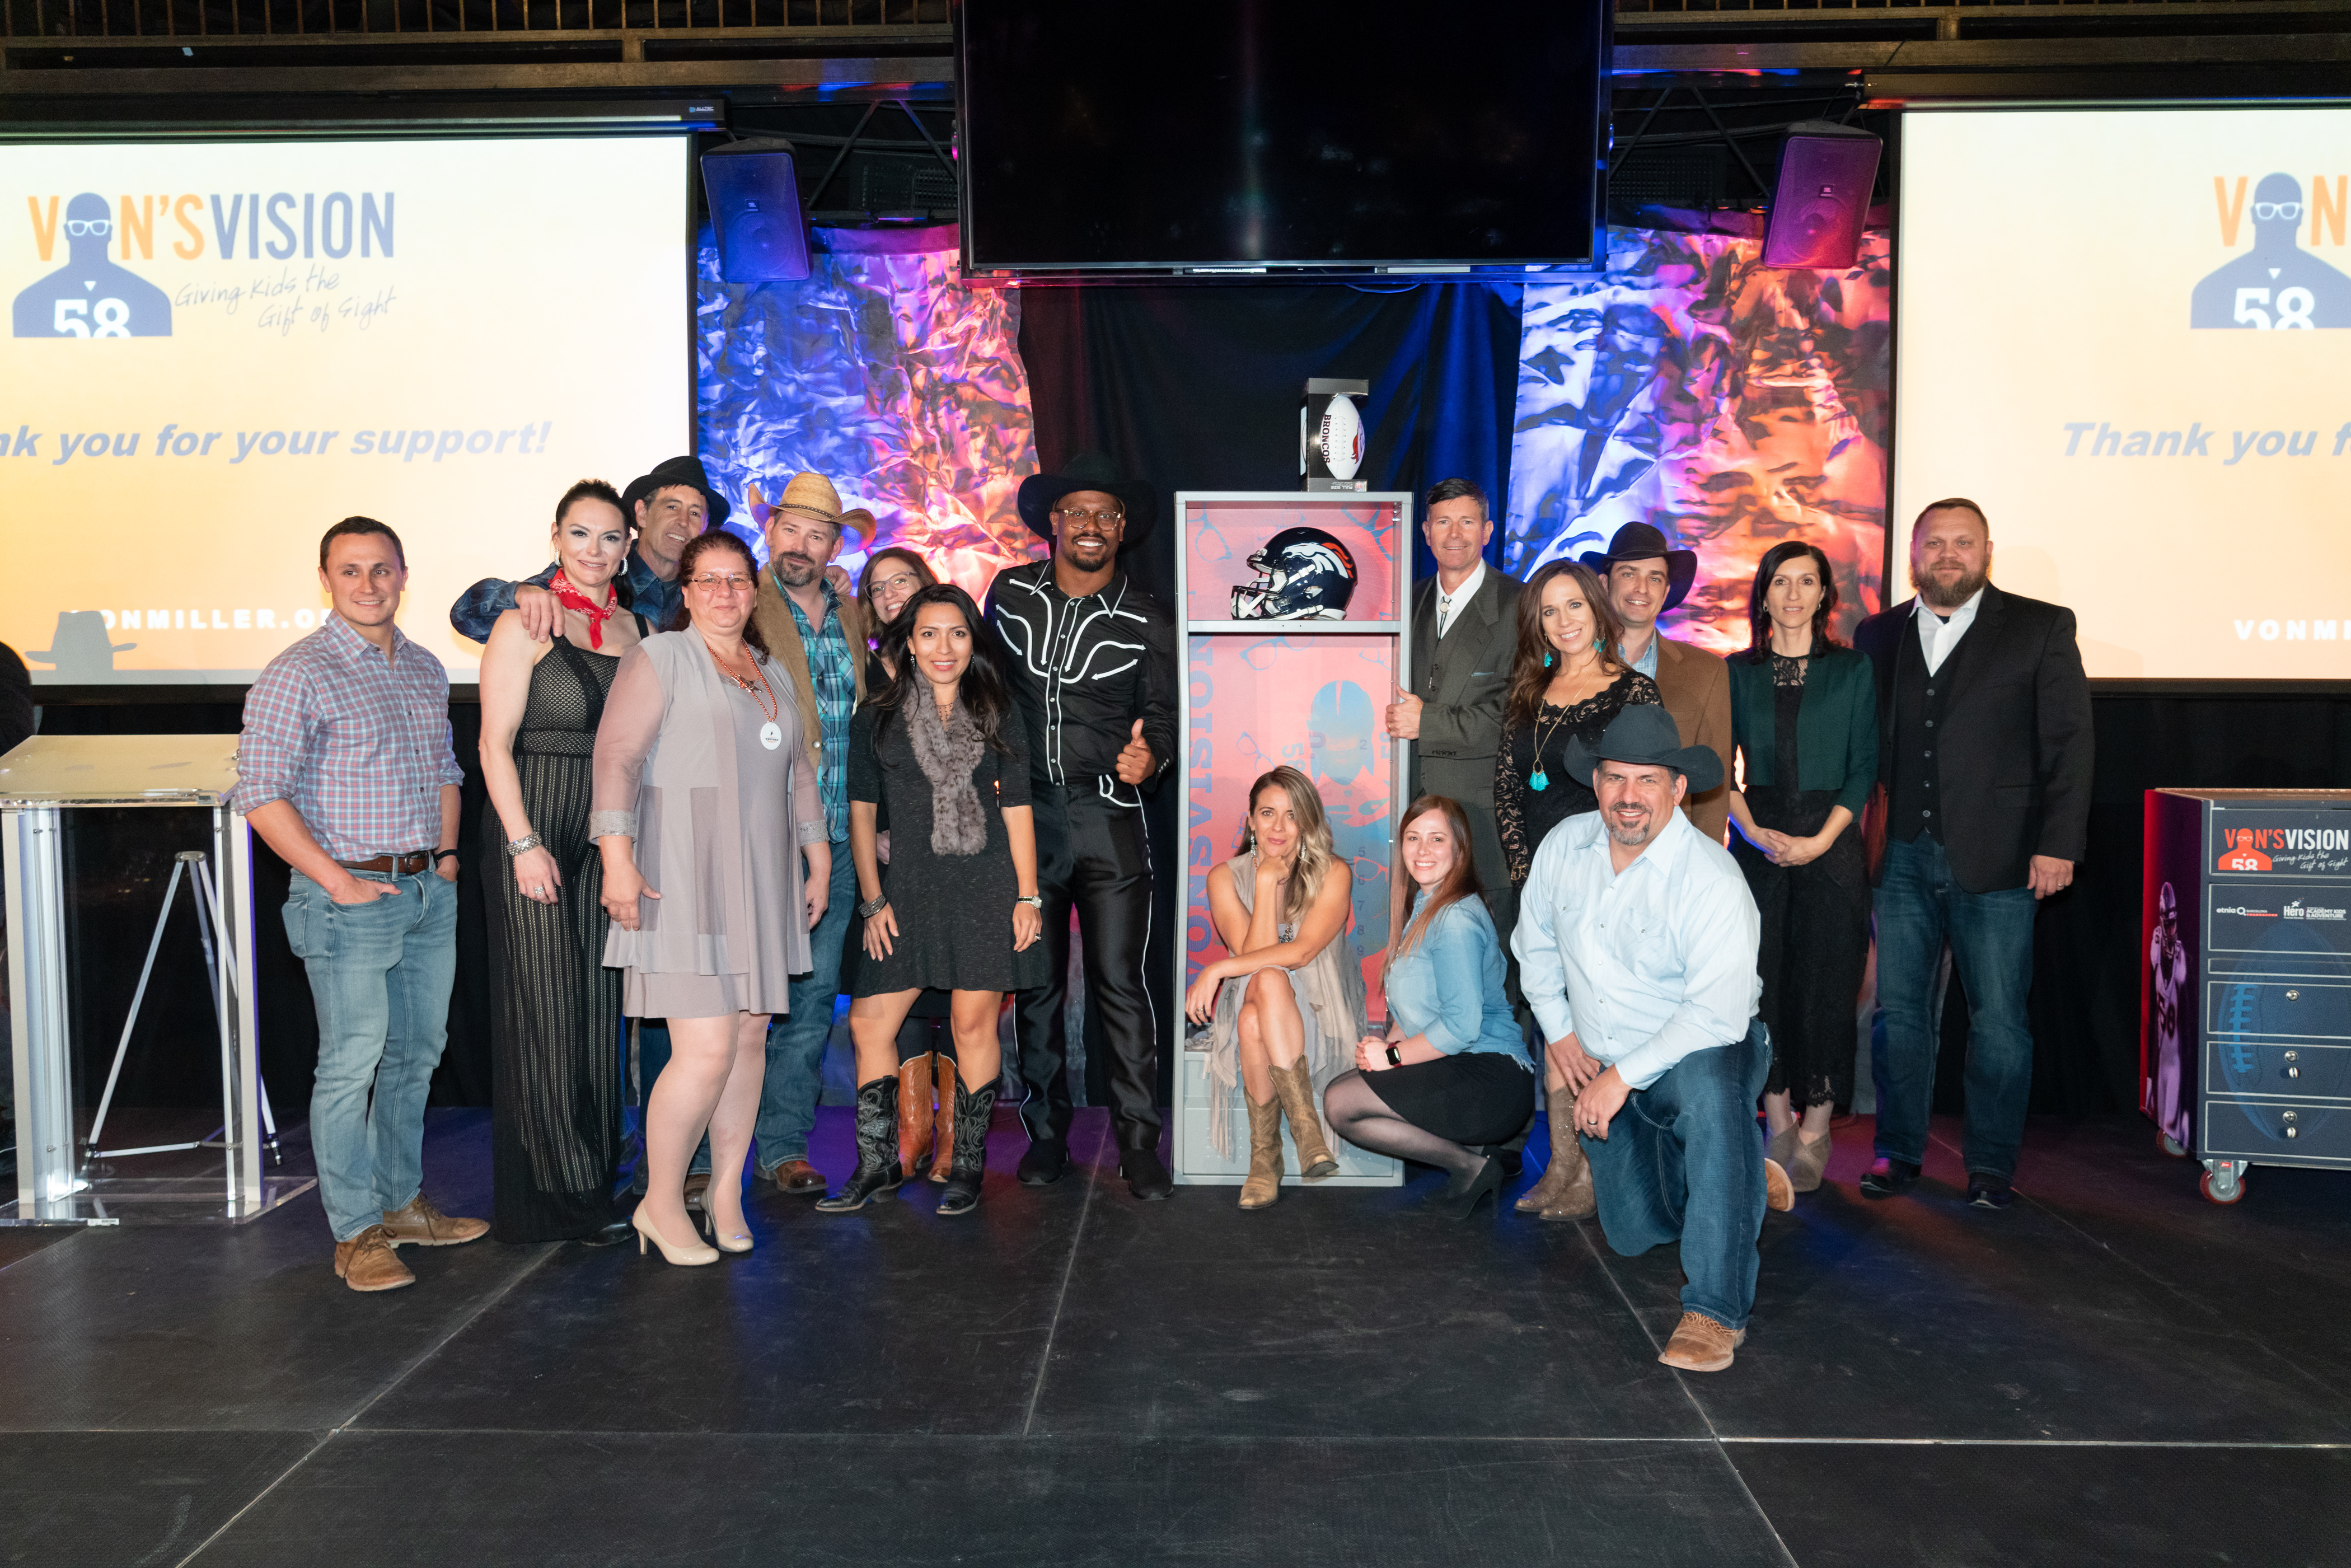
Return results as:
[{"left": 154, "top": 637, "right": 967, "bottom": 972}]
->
[
  {"left": 771, "top": 553, "right": 818, "bottom": 588},
  {"left": 1918, "top": 563, "right": 1989, "bottom": 610},
  {"left": 1605, "top": 812, "right": 1656, "bottom": 848}
]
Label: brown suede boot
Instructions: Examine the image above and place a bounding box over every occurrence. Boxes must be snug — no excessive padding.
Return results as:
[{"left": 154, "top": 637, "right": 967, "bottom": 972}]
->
[
  {"left": 930, "top": 1052, "right": 958, "bottom": 1182},
  {"left": 1518, "top": 1106, "right": 1596, "bottom": 1220},
  {"left": 897, "top": 1054, "right": 936, "bottom": 1177},
  {"left": 1238, "top": 1097, "right": 1284, "bottom": 1210},
  {"left": 334, "top": 1224, "right": 415, "bottom": 1292},
  {"left": 1269, "top": 1059, "right": 1340, "bottom": 1181},
  {"left": 380, "top": 1192, "right": 488, "bottom": 1247}
]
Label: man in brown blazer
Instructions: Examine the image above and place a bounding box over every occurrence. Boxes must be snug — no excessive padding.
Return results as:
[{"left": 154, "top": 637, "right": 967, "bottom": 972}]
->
[
  {"left": 1582, "top": 523, "right": 1732, "bottom": 843},
  {"left": 1386, "top": 478, "right": 1522, "bottom": 954}
]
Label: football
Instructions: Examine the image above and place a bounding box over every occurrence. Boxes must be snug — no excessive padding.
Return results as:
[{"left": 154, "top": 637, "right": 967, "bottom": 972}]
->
[{"left": 1317, "top": 394, "right": 1365, "bottom": 481}]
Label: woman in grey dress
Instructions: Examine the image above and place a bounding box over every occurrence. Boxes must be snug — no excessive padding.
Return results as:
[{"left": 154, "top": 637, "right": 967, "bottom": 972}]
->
[{"left": 593, "top": 531, "right": 830, "bottom": 1265}]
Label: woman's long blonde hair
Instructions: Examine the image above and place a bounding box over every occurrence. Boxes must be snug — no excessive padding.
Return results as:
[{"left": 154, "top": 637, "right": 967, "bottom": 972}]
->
[{"left": 1238, "top": 765, "right": 1336, "bottom": 926}]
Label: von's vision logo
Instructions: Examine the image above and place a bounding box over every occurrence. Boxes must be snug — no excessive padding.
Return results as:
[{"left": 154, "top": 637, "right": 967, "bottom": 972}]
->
[
  {"left": 2191, "top": 174, "right": 2351, "bottom": 329},
  {"left": 12, "top": 193, "right": 171, "bottom": 337}
]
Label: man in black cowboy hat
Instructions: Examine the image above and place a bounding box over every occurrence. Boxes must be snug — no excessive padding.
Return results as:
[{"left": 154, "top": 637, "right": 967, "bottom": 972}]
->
[
  {"left": 984, "top": 452, "right": 1179, "bottom": 1199},
  {"left": 1581, "top": 523, "right": 1733, "bottom": 843},
  {"left": 1514, "top": 704, "right": 1792, "bottom": 1373},
  {"left": 449, "top": 455, "right": 730, "bottom": 643}
]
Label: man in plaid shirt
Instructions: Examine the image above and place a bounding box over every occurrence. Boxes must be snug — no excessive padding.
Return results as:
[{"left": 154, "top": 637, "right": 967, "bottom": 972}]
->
[{"left": 231, "top": 518, "right": 488, "bottom": 1293}]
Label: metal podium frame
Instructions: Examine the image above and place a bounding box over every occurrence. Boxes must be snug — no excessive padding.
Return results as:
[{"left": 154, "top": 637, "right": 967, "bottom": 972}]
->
[{"left": 2, "top": 734, "right": 312, "bottom": 1225}]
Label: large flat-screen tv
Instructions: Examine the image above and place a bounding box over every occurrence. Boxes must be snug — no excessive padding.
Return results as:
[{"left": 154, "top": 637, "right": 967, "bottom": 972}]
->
[{"left": 956, "top": 0, "right": 1609, "bottom": 278}]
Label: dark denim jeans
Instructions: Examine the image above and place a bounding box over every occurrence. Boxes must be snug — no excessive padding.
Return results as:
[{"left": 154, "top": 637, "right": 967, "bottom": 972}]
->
[
  {"left": 1870, "top": 833, "right": 2038, "bottom": 1182},
  {"left": 282, "top": 869, "right": 458, "bottom": 1242},
  {"left": 1582, "top": 1020, "right": 1771, "bottom": 1331}
]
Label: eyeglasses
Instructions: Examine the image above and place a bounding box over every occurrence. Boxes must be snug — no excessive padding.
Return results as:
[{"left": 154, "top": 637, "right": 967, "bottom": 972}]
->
[
  {"left": 2254, "top": 202, "right": 2304, "bottom": 222},
  {"left": 65, "top": 218, "right": 113, "bottom": 237},
  {"left": 1053, "top": 507, "right": 1125, "bottom": 527},
  {"left": 687, "top": 573, "right": 755, "bottom": 592},
  {"left": 869, "top": 570, "right": 921, "bottom": 597}
]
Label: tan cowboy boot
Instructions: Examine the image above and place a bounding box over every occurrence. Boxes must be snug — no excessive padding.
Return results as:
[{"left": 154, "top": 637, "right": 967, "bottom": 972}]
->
[
  {"left": 930, "top": 1052, "right": 958, "bottom": 1182},
  {"left": 1238, "top": 1096, "right": 1284, "bottom": 1210},
  {"left": 897, "top": 1054, "right": 935, "bottom": 1178},
  {"left": 1517, "top": 1103, "right": 1596, "bottom": 1219},
  {"left": 1269, "top": 1059, "right": 1340, "bottom": 1181}
]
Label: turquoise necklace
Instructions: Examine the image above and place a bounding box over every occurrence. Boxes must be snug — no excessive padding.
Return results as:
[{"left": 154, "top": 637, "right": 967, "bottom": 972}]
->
[{"left": 1527, "top": 701, "right": 1577, "bottom": 793}]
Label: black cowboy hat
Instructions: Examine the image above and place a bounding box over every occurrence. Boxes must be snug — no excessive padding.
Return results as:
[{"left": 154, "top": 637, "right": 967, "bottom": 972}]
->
[
  {"left": 621, "top": 455, "right": 731, "bottom": 530},
  {"left": 1016, "top": 451, "right": 1156, "bottom": 551},
  {"left": 1558, "top": 704, "right": 1725, "bottom": 796},
  {"left": 1579, "top": 522, "right": 1697, "bottom": 614}
]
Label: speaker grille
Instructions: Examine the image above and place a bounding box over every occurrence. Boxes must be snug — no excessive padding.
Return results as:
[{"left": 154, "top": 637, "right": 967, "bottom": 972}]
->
[{"left": 1762, "top": 126, "right": 1880, "bottom": 270}]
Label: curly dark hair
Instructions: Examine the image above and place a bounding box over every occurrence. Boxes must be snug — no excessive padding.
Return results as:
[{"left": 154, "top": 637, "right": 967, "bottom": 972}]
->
[
  {"left": 1503, "top": 560, "right": 1626, "bottom": 732},
  {"left": 663, "top": 531, "right": 770, "bottom": 658},
  {"left": 1743, "top": 540, "right": 1842, "bottom": 661},
  {"left": 868, "top": 583, "right": 1014, "bottom": 755}
]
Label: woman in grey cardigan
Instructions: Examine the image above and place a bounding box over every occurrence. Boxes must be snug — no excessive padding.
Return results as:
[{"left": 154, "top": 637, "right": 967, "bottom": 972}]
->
[{"left": 594, "top": 531, "right": 830, "bottom": 1265}]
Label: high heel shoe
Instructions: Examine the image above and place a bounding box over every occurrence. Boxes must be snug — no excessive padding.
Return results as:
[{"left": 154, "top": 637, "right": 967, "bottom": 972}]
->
[
  {"left": 632, "top": 1205, "right": 719, "bottom": 1266},
  {"left": 698, "top": 1174, "right": 753, "bottom": 1253},
  {"left": 1437, "top": 1155, "right": 1504, "bottom": 1220},
  {"left": 816, "top": 1076, "right": 904, "bottom": 1213}
]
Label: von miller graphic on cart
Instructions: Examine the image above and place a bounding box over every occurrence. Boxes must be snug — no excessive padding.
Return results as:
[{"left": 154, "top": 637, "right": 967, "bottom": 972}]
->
[
  {"left": 2191, "top": 173, "right": 2351, "bottom": 329},
  {"left": 13, "top": 193, "right": 173, "bottom": 338}
]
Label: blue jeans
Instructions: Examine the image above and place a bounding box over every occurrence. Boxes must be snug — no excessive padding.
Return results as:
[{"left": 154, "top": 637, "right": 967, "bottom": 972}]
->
[
  {"left": 1582, "top": 1021, "right": 1771, "bottom": 1331},
  {"left": 754, "top": 847, "right": 857, "bottom": 1173},
  {"left": 1870, "top": 833, "right": 2038, "bottom": 1181},
  {"left": 282, "top": 869, "right": 458, "bottom": 1242}
]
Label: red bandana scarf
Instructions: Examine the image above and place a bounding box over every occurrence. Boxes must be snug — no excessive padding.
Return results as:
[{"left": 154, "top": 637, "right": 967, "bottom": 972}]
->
[{"left": 550, "top": 572, "right": 615, "bottom": 649}]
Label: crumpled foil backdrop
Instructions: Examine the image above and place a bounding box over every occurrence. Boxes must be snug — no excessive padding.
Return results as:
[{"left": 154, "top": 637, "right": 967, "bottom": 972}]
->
[
  {"left": 1505, "top": 228, "right": 1892, "bottom": 653},
  {"left": 695, "top": 224, "right": 1045, "bottom": 595}
]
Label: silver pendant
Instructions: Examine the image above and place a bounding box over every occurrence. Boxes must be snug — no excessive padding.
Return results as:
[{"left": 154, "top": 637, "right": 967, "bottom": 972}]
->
[{"left": 759, "top": 721, "right": 783, "bottom": 751}]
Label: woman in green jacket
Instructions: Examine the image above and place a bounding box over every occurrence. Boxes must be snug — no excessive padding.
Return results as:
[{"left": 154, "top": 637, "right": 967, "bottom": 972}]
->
[{"left": 1726, "top": 541, "right": 1878, "bottom": 1195}]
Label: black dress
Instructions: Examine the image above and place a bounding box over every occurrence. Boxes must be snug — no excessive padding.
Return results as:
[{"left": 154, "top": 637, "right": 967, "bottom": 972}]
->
[
  {"left": 847, "top": 703, "right": 1051, "bottom": 997},
  {"left": 1730, "top": 652, "right": 1869, "bottom": 1109},
  {"left": 836, "top": 717, "right": 954, "bottom": 1045},
  {"left": 484, "top": 629, "right": 635, "bottom": 1243},
  {"left": 1494, "top": 667, "right": 1662, "bottom": 886}
]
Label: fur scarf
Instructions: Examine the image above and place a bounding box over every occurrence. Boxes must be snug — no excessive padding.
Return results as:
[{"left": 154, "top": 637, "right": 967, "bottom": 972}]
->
[{"left": 908, "top": 694, "right": 988, "bottom": 856}]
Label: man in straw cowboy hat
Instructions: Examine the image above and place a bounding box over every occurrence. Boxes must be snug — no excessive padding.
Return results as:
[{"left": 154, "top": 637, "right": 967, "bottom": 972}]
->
[
  {"left": 985, "top": 452, "right": 1179, "bottom": 1201},
  {"left": 449, "top": 454, "right": 730, "bottom": 643},
  {"left": 1513, "top": 704, "right": 1794, "bottom": 1373}
]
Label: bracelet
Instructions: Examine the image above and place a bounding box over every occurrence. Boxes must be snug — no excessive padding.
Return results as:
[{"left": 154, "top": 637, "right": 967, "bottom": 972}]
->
[
  {"left": 502, "top": 834, "right": 541, "bottom": 859},
  {"left": 1015, "top": 895, "right": 1043, "bottom": 909},
  {"left": 435, "top": 848, "right": 460, "bottom": 864},
  {"left": 1384, "top": 1043, "right": 1403, "bottom": 1068},
  {"left": 858, "top": 894, "right": 891, "bottom": 919}
]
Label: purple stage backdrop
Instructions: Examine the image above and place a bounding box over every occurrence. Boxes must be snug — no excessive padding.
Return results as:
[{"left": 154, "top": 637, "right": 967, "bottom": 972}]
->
[
  {"left": 1505, "top": 228, "right": 1892, "bottom": 654},
  {"left": 695, "top": 223, "right": 1046, "bottom": 597}
]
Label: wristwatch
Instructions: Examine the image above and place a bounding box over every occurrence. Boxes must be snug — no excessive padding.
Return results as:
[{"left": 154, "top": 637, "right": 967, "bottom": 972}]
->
[
  {"left": 1384, "top": 1043, "right": 1403, "bottom": 1068},
  {"left": 858, "top": 893, "right": 891, "bottom": 919},
  {"left": 1015, "top": 895, "right": 1044, "bottom": 910},
  {"left": 502, "top": 834, "right": 542, "bottom": 859}
]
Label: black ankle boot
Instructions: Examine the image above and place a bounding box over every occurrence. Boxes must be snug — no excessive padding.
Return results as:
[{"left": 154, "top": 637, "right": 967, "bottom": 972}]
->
[
  {"left": 935, "top": 1081, "right": 997, "bottom": 1218},
  {"left": 815, "top": 1077, "right": 903, "bottom": 1213}
]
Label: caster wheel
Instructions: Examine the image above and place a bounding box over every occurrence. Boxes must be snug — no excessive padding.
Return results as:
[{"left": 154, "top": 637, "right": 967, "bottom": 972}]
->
[
  {"left": 2158, "top": 1131, "right": 2189, "bottom": 1158},
  {"left": 2200, "top": 1169, "right": 2246, "bottom": 1205}
]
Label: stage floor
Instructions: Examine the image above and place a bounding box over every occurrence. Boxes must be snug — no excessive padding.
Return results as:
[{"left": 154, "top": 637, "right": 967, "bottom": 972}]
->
[{"left": 3, "top": 1107, "right": 2348, "bottom": 1566}]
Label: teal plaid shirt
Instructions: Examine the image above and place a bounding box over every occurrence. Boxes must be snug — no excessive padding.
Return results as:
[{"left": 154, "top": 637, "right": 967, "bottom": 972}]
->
[{"left": 783, "top": 578, "right": 855, "bottom": 844}]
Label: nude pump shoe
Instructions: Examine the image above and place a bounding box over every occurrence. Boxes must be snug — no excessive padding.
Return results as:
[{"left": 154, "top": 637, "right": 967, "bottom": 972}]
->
[{"left": 633, "top": 1206, "right": 720, "bottom": 1266}]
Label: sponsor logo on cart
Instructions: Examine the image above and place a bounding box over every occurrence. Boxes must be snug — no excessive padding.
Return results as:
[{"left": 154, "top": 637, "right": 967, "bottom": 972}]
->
[
  {"left": 2215, "top": 905, "right": 2278, "bottom": 917},
  {"left": 2284, "top": 900, "right": 2348, "bottom": 920},
  {"left": 2218, "top": 849, "right": 2274, "bottom": 871}
]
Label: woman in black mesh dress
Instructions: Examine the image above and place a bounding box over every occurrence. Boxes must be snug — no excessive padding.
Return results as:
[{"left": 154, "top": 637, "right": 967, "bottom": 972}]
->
[
  {"left": 477, "top": 481, "right": 647, "bottom": 1244},
  {"left": 1492, "top": 559, "right": 1660, "bottom": 1222}
]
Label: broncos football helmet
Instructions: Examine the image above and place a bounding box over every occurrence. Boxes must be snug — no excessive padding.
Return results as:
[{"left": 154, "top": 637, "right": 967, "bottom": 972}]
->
[{"left": 1231, "top": 527, "right": 1358, "bottom": 621}]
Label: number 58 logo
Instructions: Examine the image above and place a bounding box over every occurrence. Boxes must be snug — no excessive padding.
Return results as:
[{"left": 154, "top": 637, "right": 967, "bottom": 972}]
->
[
  {"left": 51, "top": 298, "right": 135, "bottom": 338},
  {"left": 2233, "top": 287, "right": 2317, "bottom": 330}
]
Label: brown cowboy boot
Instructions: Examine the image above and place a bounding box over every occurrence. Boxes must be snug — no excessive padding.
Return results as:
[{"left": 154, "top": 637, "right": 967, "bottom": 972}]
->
[
  {"left": 1518, "top": 1106, "right": 1596, "bottom": 1221},
  {"left": 1269, "top": 1059, "right": 1340, "bottom": 1181},
  {"left": 897, "top": 1054, "right": 935, "bottom": 1178},
  {"left": 1238, "top": 1096, "right": 1284, "bottom": 1209},
  {"left": 930, "top": 1052, "right": 958, "bottom": 1182}
]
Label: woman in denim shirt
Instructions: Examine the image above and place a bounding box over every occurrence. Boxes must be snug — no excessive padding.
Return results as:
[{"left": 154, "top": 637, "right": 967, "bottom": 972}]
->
[{"left": 1324, "top": 795, "right": 1533, "bottom": 1217}]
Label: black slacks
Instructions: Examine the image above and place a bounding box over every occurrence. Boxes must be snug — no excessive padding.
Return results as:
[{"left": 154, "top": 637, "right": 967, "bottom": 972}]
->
[{"left": 1014, "top": 783, "right": 1160, "bottom": 1151}]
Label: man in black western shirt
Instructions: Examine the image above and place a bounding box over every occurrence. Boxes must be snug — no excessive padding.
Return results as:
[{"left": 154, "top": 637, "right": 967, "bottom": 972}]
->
[{"left": 985, "top": 453, "right": 1180, "bottom": 1200}]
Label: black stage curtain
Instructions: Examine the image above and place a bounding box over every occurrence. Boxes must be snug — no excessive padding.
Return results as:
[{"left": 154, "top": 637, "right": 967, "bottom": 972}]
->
[{"left": 1017, "top": 280, "right": 1526, "bottom": 1109}]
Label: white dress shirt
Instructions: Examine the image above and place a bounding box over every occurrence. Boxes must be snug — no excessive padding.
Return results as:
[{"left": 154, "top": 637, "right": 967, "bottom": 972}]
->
[
  {"left": 1511, "top": 806, "right": 1762, "bottom": 1090},
  {"left": 1912, "top": 586, "right": 1984, "bottom": 676},
  {"left": 1433, "top": 560, "right": 1486, "bottom": 640}
]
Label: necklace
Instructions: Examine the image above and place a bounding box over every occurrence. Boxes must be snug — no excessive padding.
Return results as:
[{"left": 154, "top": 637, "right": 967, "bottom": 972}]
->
[
  {"left": 706, "top": 638, "right": 783, "bottom": 750},
  {"left": 1528, "top": 660, "right": 1602, "bottom": 792}
]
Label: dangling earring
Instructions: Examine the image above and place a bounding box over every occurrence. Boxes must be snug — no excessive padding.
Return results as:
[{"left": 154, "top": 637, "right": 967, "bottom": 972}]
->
[
  {"left": 1591, "top": 638, "right": 1604, "bottom": 653},
  {"left": 1543, "top": 649, "right": 1554, "bottom": 669}
]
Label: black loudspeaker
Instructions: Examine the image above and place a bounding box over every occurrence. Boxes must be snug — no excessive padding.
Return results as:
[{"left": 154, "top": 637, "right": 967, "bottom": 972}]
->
[
  {"left": 701, "top": 138, "right": 812, "bottom": 283},
  {"left": 1762, "top": 121, "right": 1881, "bottom": 271}
]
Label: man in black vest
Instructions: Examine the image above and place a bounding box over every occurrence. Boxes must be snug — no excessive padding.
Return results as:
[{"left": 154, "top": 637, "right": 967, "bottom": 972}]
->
[{"left": 1852, "top": 498, "right": 2092, "bottom": 1209}]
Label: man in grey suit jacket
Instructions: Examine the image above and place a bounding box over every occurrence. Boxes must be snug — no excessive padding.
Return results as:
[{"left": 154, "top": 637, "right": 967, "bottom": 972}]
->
[{"left": 1385, "top": 478, "right": 1523, "bottom": 954}]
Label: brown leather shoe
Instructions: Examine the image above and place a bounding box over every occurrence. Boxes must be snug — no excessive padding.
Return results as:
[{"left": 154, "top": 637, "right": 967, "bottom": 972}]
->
[
  {"left": 1763, "top": 1157, "right": 1796, "bottom": 1213},
  {"left": 380, "top": 1192, "right": 488, "bottom": 1247},
  {"left": 334, "top": 1225, "right": 416, "bottom": 1292},
  {"left": 772, "top": 1159, "right": 828, "bottom": 1195},
  {"left": 1657, "top": 1310, "right": 1745, "bottom": 1372}
]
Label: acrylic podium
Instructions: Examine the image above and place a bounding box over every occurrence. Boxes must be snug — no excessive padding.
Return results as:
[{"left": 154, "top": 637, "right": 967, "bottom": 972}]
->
[{"left": 2, "top": 733, "right": 309, "bottom": 1225}]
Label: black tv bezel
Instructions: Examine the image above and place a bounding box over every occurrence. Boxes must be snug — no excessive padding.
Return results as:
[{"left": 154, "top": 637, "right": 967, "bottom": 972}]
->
[{"left": 950, "top": 0, "right": 1612, "bottom": 281}]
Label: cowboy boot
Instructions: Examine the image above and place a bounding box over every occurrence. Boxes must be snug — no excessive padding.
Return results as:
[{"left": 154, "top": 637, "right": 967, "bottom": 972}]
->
[
  {"left": 935, "top": 1079, "right": 999, "bottom": 1218},
  {"left": 1518, "top": 1104, "right": 1596, "bottom": 1220},
  {"left": 814, "top": 1077, "right": 902, "bottom": 1213},
  {"left": 1269, "top": 1059, "right": 1340, "bottom": 1181},
  {"left": 929, "top": 1051, "right": 958, "bottom": 1182},
  {"left": 1238, "top": 1096, "right": 1284, "bottom": 1210},
  {"left": 897, "top": 1054, "right": 935, "bottom": 1177}
]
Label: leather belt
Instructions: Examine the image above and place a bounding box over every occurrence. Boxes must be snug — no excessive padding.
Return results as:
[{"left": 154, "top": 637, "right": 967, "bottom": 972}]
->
[{"left": 336, "top": 850, "right": 434, "bottom": 876}]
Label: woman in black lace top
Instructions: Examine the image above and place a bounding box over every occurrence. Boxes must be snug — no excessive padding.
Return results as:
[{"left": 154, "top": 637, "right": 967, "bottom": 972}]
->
[{"left": 1493, "top": 560, "right": 1663, "bottom": 889}]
